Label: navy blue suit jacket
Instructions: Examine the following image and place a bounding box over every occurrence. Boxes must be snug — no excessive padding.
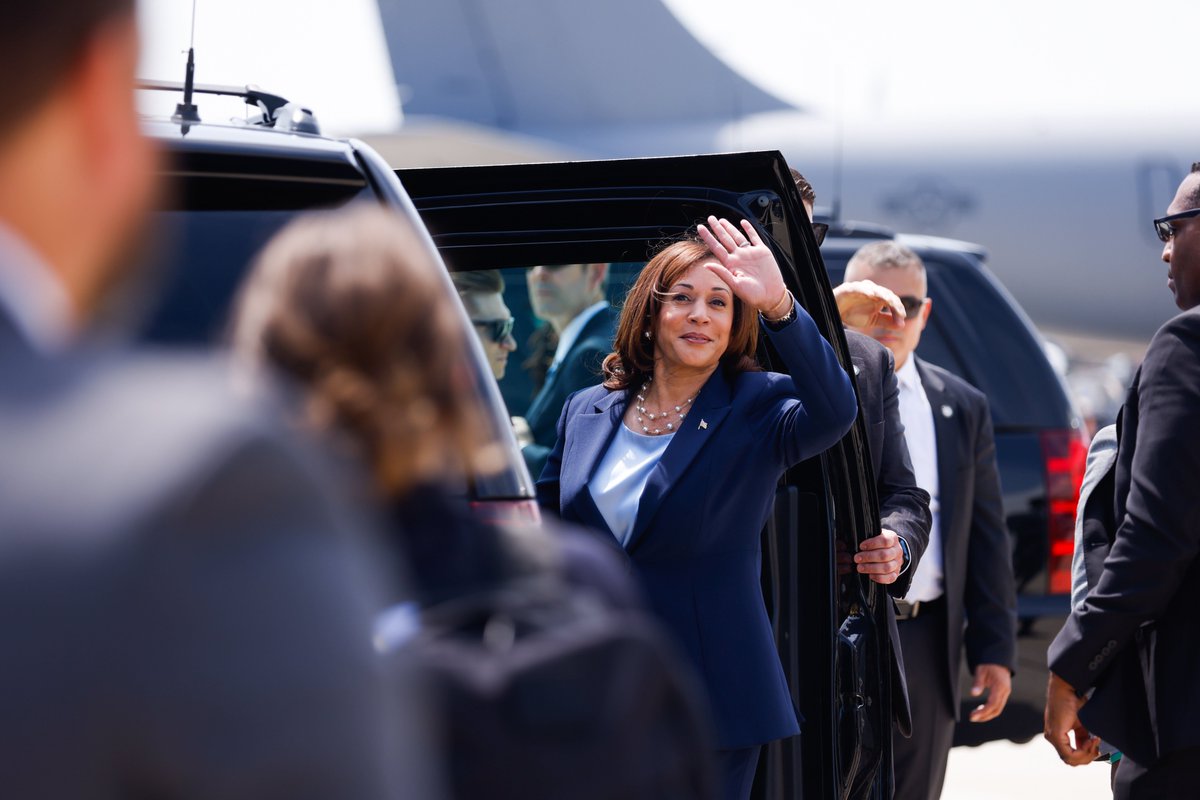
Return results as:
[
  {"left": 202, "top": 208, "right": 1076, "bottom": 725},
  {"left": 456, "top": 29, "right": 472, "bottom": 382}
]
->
[{"left": 538, "top": 304, "right": 858, "bottom": 748}]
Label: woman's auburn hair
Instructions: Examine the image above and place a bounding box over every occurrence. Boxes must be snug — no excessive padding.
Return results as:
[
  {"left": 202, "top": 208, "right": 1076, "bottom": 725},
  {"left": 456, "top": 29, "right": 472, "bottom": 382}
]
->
[
  {"left": 230, "top": 203, "right": 502, "bottom": 497},
  {"left": 602, "top": 237, "right": 761, "bottom": 391}
]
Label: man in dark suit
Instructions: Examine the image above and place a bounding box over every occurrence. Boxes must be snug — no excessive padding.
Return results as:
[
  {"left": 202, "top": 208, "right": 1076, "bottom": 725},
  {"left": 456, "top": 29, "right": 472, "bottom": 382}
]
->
[
  {"left": 844, "top": 330, "right": 933, "bottom": 735},
  {"left": 793, "top": 176, "right": 932, "bottom": 746},
  {"left": 0, "top": 3, "right": 429, "bottom": 796},
  {"left": 1045, "top": 164, "right": 1200, "bottom": 798},
  {"left": 839, "top": 242, "right": 1017, "bottom": 800},
  {"left": 523, "top": 262, "right": 617, "bottom": 476}
]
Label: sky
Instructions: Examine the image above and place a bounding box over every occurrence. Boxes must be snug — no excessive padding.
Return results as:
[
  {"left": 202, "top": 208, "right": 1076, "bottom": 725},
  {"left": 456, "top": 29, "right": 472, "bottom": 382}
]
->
[
  {"left": 662, "top": 0, "right": 1197, "bottom": 124},
  {"left": 138, "top": 0, "right": 1199, "bottom": 134},
  {"left": 138, "top": 0, "right": 401, "bottom": 134}
]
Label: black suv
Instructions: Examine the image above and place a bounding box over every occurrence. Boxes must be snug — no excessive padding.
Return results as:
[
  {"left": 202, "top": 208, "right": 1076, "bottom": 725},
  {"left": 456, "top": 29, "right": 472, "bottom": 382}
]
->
[
  {"left": 820, "top": 222, "right": 1088, "bottom": 743},
  {"left": 136, "top": 85, "right": 535, "bottom": 525},
  {"left": 139, "top": 83, "right": 893, "bottom": 798}
]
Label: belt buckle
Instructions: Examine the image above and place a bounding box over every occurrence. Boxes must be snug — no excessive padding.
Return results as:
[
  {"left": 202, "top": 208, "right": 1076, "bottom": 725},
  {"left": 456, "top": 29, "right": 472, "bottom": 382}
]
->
[{"left": 895, "top": 600, "right": 921, "bottom": 620}]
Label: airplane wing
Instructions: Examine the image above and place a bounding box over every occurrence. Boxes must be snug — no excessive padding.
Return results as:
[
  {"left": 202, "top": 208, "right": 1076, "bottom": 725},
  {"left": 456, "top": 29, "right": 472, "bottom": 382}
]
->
[{"left": 375, "top": 0, "right": 796, "bottom": 130}]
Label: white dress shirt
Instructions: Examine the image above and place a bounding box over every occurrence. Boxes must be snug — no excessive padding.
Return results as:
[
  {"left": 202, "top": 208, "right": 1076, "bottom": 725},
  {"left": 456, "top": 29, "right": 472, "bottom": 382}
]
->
[
  {"left": 896, "top": 357, "right": 943, "bottom": 602},
  {"left": 588, "top": 423, "right": 673, "bottom": 548},
  {"left": 0, "top": 221, "right": 72, "bottom": 352},
  {"left": 549, "top": 300, "right": 609, "bottom": 374}
]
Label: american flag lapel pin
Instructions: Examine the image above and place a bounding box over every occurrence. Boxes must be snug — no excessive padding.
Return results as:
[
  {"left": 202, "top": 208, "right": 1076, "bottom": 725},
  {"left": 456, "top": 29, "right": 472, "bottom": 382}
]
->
[{"left": 699, "top": 419, "right": 708, "bottom": 430}]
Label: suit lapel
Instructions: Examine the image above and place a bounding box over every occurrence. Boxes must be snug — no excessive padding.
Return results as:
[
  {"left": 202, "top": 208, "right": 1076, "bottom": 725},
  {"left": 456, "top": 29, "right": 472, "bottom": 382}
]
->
[
  {"left": 916, "top": 359, "right": 958, "bottom": 563},
  {"left": 560, "top": 389, "right": 626, "bottom": 537},
  {"left": 528, "top": 307, "right": 615, "bottom": 427},
  {"left": 847, "top": 344, "right": 882, "bottom": 477},
  {"left": 625, "top": 371, "right": 733, "bottom": 553}
]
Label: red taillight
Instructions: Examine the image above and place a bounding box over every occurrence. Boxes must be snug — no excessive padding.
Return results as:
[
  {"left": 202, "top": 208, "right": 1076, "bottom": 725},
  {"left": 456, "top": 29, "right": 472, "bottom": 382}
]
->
[
  {"left": 1041, "top": 428, "right": 1089, "bottom": 594},
  {"left": 468, "top": 498, "right": 542, "bottom": 527}
]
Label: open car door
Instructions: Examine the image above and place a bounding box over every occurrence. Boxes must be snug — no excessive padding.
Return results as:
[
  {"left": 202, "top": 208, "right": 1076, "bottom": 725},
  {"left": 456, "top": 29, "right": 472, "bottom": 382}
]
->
[{"left": 399, "top": 151, "right": 893, "bottom": 800}]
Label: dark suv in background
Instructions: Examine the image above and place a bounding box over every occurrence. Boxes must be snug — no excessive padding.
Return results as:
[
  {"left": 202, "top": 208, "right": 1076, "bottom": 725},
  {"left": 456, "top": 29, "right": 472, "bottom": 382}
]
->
[
  {"left": 820, "top": 220, "right": 1088, "bottom": 744},
  {"left": 136, "top": 83, "right": 896, "bottom": 799}
]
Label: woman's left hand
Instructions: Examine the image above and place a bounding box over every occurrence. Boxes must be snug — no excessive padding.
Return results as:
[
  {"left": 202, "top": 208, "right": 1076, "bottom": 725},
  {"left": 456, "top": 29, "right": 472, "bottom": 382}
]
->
[{"left": 697, "top": 216, "right": 790, "bottom": 318}]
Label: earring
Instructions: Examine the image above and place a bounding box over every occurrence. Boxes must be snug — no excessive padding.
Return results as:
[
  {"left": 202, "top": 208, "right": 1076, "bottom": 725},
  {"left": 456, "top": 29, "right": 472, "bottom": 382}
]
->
[{"left": 644, "top": 331, "right": 652, "bottom": 340}]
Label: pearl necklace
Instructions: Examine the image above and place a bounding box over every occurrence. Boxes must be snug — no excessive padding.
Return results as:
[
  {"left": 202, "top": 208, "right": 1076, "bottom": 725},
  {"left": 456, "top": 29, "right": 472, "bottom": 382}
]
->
[{"left": 635, "top": 376, "right": 695, "bottom": 435}]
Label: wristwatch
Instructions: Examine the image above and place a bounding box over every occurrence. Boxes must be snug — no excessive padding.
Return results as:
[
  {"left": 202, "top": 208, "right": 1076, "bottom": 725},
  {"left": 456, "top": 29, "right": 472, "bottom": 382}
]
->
[{"left": 898, "top": 536, "right": 911, "bottom": 574}]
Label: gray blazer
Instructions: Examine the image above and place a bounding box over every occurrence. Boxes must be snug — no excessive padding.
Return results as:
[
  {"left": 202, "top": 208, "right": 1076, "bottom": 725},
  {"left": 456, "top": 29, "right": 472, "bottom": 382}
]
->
[
  {"left": 0, "top": 310, "right": 433, "bottom": 798},
  {"left": 1071, "top": 424, "right": 1119, "bottom": 612}
]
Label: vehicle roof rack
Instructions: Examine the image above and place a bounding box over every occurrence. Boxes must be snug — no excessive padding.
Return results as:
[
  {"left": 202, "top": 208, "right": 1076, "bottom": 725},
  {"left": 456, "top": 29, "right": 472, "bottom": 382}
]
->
[{"left": 138, "top": 79, "right": 320, "bottom": 134}]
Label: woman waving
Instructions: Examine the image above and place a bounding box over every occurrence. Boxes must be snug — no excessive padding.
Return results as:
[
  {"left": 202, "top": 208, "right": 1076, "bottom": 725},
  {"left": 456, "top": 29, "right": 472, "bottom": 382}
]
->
[{"left": 538, "top": 216, "right": 858, "bottom": 800}]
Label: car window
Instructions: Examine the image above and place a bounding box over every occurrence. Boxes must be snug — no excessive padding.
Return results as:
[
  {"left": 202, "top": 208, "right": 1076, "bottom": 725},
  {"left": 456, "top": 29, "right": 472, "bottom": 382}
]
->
[
  {"left": 138, "top": 178, "right": 374, "bottom": 344},
  {"left": 465, "top": 263, "right": 638, "bottom": 420},
  {"left": 137, "top": 165, "right": 530, "bottom": 500},
  {"left": 450, "top": 263, "right": 635, "bottom": 479}
]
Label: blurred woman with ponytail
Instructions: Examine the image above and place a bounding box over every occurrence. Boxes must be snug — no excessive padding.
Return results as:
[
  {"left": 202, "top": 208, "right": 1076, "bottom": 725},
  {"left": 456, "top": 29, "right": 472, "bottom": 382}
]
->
[{"left": 229, "top": 204, "right": 639, "bottom": 610}]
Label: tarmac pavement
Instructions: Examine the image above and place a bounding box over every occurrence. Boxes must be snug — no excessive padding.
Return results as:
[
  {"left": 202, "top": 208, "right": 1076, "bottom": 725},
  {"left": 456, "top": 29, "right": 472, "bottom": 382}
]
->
[{"left": 944, "top": 736, "right": 1112, "bottom": 798}]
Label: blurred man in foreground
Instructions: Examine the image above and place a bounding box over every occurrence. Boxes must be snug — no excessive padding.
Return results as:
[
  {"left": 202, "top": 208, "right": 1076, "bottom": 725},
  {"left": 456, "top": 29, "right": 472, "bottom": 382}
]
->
[
  {"left": 0, "top": 2, "right": 425, "bottom": 796},
  {"left": 1046, "top": 164, "right": 1200, "bottom": 799}
]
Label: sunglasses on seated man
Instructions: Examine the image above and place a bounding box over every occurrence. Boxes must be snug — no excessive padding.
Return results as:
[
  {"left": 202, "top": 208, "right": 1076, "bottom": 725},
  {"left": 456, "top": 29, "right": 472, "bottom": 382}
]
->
[
  {"left": 1154, "top": 208, "right": 1200, "bottom": 243},
  {"left": 472, "top": 317, "right": 515, "bottom": 343},
  {"left": 811, "top": 222, "right": 829, "bottom": 247}
]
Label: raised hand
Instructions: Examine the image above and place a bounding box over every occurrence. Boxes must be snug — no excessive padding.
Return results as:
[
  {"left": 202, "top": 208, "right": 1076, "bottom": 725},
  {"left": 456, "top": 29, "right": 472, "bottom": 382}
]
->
[
  {"left": 697, "top": 216, "right": 790, "bottom": 318},
  {"left": 833, "top": 280, "right": 907, "bottom": 331}
]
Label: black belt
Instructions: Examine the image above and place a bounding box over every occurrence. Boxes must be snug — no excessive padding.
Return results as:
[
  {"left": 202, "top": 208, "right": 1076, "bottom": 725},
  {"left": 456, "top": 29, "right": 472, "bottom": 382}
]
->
[{"left": 894, "top": 595, "right": 944, "bottom": 621}]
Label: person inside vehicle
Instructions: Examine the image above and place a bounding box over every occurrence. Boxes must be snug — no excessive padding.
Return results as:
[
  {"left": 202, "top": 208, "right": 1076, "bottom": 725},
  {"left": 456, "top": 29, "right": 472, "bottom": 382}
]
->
[
  {"left": 452, "top": 269, "right": 518, "bottom": 381},
  {"left": 522, "top": 262, "right": 617, "bottom": 475},
  {"left": 537, "top": 216, "right": 858, "bottom": 800}
]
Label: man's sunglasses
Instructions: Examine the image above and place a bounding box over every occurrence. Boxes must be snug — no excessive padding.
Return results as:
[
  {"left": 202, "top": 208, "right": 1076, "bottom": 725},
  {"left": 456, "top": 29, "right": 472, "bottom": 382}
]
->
[
  {"left": 897, "top": 295, "right": 926, "bottom": 317},
  {"left": 1154, "top": 209, "right": 1200, "bottom": 243},
  {"left": 472, "top": 317, "right": 515, "bottom": 343},
  {"left": 812, "top": 222, "right": 829, "bottom": 247}
]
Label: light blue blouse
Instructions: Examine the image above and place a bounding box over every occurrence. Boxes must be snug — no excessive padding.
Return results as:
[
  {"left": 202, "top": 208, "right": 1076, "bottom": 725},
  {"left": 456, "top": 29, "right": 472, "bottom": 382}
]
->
[{"left": 588, "top": 423, "right": 674, "bottom": 547}]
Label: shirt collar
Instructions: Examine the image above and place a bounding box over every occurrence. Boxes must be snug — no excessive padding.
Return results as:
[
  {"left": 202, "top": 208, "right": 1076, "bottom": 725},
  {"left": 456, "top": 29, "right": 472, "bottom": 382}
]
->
[
  {"left": 0, "top": 220, "right": 74, "bottom": 353},
  {"left": 895, "top": 355, "right": 922, "bottom": 393},
  {"left": 552, "top": 300, "right": 609, "bottom": 366}
]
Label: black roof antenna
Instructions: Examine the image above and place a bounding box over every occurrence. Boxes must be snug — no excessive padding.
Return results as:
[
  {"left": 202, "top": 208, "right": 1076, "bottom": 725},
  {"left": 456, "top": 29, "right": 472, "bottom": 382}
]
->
[
  {"left": 173, "top": 0, "right": 201, "bottom": 133},
  {"left": 830, "top": 63, "right": 845, "bottom": 223}
]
